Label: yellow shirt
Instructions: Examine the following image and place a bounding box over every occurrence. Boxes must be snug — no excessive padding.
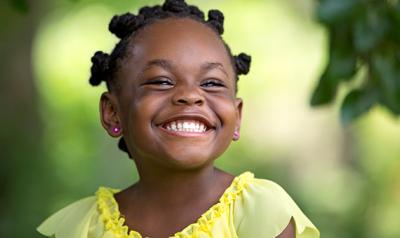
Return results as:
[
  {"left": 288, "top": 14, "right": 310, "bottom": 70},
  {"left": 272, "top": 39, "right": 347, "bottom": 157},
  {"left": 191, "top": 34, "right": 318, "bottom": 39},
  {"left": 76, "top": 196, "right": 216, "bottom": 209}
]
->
[{"left": 37, "top": 172, "right": 319, "bottom": 238}]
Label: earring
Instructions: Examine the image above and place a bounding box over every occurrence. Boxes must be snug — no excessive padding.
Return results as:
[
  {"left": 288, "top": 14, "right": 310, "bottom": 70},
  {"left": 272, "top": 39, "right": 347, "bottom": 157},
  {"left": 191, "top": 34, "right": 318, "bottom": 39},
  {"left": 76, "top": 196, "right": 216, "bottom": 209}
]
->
[
  {"left": 233, "top": 131, "right": 240, "bottom": 141},
  {"left": 113, "top": 127, "right": 121, "bottom": 133}
]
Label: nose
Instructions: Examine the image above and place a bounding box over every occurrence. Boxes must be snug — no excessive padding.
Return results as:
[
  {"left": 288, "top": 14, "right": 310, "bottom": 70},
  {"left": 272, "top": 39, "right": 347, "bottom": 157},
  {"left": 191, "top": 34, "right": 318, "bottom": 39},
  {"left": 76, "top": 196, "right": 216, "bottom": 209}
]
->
[{"left": 172, "top": 85, "right": 204, "bottom": 106}]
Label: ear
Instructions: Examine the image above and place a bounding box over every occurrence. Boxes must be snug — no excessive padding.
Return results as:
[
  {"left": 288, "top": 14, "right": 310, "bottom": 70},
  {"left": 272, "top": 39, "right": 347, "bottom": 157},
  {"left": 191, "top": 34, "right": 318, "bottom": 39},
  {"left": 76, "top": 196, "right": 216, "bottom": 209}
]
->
[
  {"left": 100, "top": 92, "right": 122, "bottom": 138},
  {"left": 233, "top": 98, "right": 243, "bottom": 141}
]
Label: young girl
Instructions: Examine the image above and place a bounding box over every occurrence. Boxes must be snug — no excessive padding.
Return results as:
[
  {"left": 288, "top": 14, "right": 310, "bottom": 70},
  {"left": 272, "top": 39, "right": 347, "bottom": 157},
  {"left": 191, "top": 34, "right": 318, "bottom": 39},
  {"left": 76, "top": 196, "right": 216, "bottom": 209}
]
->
[{"left": 37, "top": 0, "right": 320, "bottom": 237}]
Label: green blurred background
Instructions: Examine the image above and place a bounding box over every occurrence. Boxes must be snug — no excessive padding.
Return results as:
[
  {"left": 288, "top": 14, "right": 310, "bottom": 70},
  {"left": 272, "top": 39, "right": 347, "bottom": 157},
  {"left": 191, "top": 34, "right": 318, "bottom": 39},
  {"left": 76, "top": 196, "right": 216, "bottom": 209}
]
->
[{"left": 1, "top": 0, "right": 399, "bottom": 237}]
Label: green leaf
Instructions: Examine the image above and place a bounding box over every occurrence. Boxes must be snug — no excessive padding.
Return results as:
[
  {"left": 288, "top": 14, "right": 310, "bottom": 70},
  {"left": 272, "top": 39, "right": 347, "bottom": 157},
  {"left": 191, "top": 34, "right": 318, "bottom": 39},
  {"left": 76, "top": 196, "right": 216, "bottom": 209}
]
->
[
  {"left": 393, "top": 2, "right": 400, "bottom": 40},
  {"left": 326, "top": 25, "right": 358, "bottom": 81},
  {"left": 340, "top": 89, "right": 377, "bottom": 125},
  {"left": 313, "top": 0, "right": 400, "bottom": 118},
  {"left": 354, "top": 8, "right": 390, "bottom": 53},
  {"left": 396, "top": 1, "right": 400, "bottom": 15},
  {"left": 310, "top": 26, "right": 358, "bottom": 107},
  {"left": 326, "top": 48, "right": 357, "bottom": 81},
  {"left": 310, "top": 74, "right": 337, "bottom": 106},
  {"left": 372, "top": 53, "right": 400, "bottom": 114},
  {"left": 318, "top": 0, "right": 361, "bottom": 24},
  {"left": 9, "top": 0, "right": 29, "bottom": 13}
]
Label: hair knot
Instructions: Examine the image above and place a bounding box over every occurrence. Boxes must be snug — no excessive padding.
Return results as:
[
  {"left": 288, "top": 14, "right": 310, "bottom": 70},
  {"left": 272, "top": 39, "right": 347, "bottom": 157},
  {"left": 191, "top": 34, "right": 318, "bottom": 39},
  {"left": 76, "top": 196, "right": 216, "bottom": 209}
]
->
[
  {"left": 162, "top": 0, "right": 189, "bottom": 14},
  {"left": 234, "top": 53, "right": 252, "bottom": 76},
  {"left": 118, "top": 137, "right": 132, "bottom": 158},
  {"left": 109, "top": 13, "right": 140, "bottom": 39},
  {"left": 207, "top": 9, "right": 224, "bottom": 34},
  {"left": 139, "top": 5, "right": 165, "bottom": 19},
  {"left": 188, "top": 5, "right": 205, "bottom": 20},
  {"left": 89, "top": 51, "right": 110, "bottom": 86}
]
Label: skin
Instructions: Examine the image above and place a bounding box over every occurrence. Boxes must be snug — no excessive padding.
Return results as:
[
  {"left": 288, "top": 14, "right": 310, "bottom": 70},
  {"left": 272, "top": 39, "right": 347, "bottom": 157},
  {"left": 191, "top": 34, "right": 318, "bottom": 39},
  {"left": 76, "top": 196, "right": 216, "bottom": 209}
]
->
[
  {"left": 278, "top": 219, "right": 296, "bottom": 238},
  {"left": 100, "top": 17, "right": 294, "bottom": 238}
]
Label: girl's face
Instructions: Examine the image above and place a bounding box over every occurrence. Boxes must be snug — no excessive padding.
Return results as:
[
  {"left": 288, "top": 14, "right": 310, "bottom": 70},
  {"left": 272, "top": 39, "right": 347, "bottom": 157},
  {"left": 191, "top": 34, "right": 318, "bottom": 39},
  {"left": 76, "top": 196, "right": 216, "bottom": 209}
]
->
[{"left": 101, "top": 18, "right": 242, "bottom": 171}]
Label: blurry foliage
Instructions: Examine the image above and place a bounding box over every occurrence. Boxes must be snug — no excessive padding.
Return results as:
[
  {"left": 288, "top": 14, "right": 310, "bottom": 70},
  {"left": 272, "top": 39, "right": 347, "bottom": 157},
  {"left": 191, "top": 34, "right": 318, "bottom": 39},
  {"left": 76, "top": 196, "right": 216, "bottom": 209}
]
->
[
  {"left": 311, "top": 0, "right": 400, "bottom": 124},
  {"left": 8, "top": 0, "right": 29, "bottom": 13}
]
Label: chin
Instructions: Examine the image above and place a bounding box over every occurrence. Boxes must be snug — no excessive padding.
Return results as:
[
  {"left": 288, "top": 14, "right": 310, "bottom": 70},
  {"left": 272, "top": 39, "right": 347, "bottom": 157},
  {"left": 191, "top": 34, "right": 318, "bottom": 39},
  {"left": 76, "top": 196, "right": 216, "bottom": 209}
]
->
[{"left": 161, "top": 151, "right": 217, "bottom": 171}]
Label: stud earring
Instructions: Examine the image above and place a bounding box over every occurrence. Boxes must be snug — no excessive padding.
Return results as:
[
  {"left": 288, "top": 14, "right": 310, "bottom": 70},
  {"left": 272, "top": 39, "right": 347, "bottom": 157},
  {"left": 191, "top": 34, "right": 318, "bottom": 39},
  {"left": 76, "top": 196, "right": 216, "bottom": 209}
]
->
[
  {"left": 233, "top": 131, "right": 240, "bottom": 141},
  {"left": 113, "top": 127, "right": 121, "bottom": 133}
]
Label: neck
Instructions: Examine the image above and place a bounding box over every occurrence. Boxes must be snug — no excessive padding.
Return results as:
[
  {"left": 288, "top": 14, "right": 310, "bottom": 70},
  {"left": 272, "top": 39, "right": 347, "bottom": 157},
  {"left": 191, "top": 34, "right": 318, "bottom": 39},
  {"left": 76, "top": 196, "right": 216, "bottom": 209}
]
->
[{"left": 129, "top": 163, "right": 233, "bottom": 209}]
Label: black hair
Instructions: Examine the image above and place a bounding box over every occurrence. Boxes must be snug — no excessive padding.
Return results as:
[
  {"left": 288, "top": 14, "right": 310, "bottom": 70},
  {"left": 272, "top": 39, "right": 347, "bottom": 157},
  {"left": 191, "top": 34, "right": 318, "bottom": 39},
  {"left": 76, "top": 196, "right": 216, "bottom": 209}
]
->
[{"left": 89, "top": 0, "right": 251, "bottom": 158}]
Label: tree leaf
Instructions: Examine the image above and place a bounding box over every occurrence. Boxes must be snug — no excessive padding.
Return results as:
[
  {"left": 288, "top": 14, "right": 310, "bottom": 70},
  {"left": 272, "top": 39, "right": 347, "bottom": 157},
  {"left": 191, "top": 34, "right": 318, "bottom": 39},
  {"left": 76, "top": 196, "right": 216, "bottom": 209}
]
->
[
  {"left": 372, "top": 53, "right": 400, "bottom": 114},
  {"left": 354, "top": 8, "right": 390, "bottom": 53},
  {"left": 393, "top": 2, "right": 400, "bottom": 40},
  {"left": 318, "top": 0, "right": 361, "bottom": 24},
  {"left": 340, "top": 89, "right": 377, "bottom": 125},
  {"left": 310, "top": 26, "right": 357, "bottom": 107},
  {"left": 326, "top": 47, "right": 357, "bottom": 82},
  {"left": 310, "top": 74, "right": 337, "bottom": 106},
  {"left": 9, "top": 0, "right": 29, "bottom": 13},
  {"left": 326, "top": 25, "right": 358, "bottom": 81},
  {"left": 314, "top": 0, "right": 400, "bottom": 119}
]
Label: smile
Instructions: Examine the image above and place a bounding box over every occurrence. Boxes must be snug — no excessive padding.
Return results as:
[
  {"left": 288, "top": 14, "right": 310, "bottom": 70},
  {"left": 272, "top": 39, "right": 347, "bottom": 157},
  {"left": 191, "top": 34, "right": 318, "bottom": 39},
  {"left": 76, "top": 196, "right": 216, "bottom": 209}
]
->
[
  {"left": 162, "top": 120, "right": 208, "bottom": 133},
  {"left": 157, "top": 114, "right": 216, "bottom": 137}
]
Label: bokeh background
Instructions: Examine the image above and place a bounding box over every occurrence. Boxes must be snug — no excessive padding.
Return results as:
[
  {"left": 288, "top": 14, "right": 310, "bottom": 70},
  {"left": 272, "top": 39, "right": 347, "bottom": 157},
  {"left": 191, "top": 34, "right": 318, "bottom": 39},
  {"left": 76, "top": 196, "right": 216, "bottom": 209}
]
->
[{"left": 1, "top": 0, "right": 400, "bottom": 237}]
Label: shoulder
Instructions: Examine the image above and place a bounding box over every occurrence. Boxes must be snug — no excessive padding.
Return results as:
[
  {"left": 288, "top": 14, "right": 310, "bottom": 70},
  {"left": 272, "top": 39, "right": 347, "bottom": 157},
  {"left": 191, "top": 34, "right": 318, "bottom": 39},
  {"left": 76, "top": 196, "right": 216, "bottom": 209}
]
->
[
  {"left": 234, "top": 176, "right": 320, "bottom": 238},
  {"left": 37, "top": 194, "right": 99, "bottom": 238}
]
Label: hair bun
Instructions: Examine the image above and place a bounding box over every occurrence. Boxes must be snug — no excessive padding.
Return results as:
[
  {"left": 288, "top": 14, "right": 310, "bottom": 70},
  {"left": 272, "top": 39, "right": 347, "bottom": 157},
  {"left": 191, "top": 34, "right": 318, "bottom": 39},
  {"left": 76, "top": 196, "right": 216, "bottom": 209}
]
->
[
  {"left": 188, "top": 5, "right": 205, "bottom": 20},
  {"left": 118, "top": 137, "right": 132, "bottom": 158},
  {"left": 207, "top": 9, "right": 224, "bottom": 34},
  {"left": 139, "top": 5, "right": 165, "bottom": 19},
  {"left": 109, "top": 13, "right": 139, "bottom": 39},
  {"left": 234, "top": 53, "right": 252, "bottom": 76},
  {"left": 89, "top": 51, "right": 110, "bottom": 86},
  {"left": 162, "top": 0, "right": 189, "bottom": 14}
]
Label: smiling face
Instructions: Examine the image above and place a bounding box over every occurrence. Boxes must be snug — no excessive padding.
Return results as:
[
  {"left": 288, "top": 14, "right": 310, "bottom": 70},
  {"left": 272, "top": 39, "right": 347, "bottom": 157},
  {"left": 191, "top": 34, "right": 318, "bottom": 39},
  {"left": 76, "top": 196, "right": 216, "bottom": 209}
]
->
[{"left": 101, "top": 17, "right": 242, "bottom": 171}]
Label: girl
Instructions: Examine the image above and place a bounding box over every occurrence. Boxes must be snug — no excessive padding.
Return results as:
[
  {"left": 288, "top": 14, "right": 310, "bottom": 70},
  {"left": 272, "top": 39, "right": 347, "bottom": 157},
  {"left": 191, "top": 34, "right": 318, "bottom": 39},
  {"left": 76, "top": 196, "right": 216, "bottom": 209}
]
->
[{"left": 37, "top": 0, "right": 320, "bottom": 237}]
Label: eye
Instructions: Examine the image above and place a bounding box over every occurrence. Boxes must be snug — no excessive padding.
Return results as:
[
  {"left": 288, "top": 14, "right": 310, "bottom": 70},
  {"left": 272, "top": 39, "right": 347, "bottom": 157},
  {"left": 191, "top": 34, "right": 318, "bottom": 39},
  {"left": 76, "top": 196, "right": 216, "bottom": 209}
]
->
[
  {"left": 201, "top": 79, "right": 226, "bottom": 88},
  {"left": 144, "top": 77, "right": 174, "bottom": 88}
]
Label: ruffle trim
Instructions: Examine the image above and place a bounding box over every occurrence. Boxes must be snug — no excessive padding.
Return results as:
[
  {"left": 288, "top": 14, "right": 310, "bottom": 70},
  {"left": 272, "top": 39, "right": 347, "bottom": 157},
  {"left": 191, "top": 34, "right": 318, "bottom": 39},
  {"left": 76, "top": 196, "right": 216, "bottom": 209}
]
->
[
  {"left": 96, "top": 187, "right": 142, "bottom": 238},
  {"left": 95, "top": 171, "right": 254, "bottom": 238}
]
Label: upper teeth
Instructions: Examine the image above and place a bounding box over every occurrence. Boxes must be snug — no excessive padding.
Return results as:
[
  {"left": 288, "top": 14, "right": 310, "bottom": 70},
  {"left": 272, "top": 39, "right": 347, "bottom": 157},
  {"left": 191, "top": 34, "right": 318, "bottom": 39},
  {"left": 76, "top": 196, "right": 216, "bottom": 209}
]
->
[{"left": 164, "top": 120, "right": 207, "bottom": 133}]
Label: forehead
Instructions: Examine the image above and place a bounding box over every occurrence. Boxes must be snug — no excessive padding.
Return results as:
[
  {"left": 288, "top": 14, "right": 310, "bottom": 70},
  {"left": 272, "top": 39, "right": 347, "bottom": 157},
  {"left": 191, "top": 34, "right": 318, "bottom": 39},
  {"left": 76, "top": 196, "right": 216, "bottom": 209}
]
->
[{"left": 125, "top": 17, "right": 233, "bottom": 75}]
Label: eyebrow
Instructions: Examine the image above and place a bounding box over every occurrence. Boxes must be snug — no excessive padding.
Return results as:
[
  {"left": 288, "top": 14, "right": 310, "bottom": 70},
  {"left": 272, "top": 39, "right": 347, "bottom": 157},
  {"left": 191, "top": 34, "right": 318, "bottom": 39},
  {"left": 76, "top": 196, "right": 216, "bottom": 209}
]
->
[
  {"left": 141, "top": 59, "right": 228, "bottom": 77},
  {"left": 201, "top": 62, "right": 228, "bottom": 77},
  {"left": 143, "top": 59, "right": 173, "bottom": 72}
]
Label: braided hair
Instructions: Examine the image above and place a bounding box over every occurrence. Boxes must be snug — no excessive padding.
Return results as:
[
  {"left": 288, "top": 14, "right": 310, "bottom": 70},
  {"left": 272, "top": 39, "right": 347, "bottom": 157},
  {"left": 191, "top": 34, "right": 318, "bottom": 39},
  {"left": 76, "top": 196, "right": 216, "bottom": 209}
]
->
[{"left": 89, "top": 0, "right": 251, "bottom": 157}]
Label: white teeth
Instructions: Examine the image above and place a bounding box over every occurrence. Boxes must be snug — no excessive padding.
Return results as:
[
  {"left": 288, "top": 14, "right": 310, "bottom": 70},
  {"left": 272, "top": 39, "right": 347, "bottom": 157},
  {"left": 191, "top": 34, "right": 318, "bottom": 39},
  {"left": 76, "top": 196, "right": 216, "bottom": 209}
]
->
[{"left": 163, "top": 120, "right": 208, "bottom": 133}]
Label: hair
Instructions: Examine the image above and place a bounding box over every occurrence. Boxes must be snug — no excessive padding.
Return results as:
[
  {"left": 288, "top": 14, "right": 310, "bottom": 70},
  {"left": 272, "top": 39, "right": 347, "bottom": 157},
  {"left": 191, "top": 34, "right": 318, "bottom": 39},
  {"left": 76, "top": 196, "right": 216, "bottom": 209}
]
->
[{"left": 89, "top": 0, "right": 251, "bottom": 158}]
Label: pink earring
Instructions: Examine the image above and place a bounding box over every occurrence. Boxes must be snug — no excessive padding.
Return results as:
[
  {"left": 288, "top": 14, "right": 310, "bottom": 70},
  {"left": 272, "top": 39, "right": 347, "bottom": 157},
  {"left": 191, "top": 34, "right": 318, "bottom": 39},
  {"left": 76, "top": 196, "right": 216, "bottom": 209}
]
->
[
  {"left": 113, "top": 127, "right": 121, "bottom": 133},
  {"left": 233, "top": 131, "right": 240, "bottom": 141}
]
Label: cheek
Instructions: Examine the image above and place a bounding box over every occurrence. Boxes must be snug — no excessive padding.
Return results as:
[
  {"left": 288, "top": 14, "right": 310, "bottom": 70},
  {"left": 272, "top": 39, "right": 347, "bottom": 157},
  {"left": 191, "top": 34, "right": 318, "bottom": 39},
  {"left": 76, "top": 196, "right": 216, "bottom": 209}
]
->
[
  {"left": 211, "top": 98, "right": 238, "bottom": 156},
  {"left": 119, "top": 90, "right": 163, "bottom": 132},
  {"left": 209, "top": 95, "right": 238, "bottom": 125},
  {"left": 130, "top": 94, "right": 164, "bottom": 126},
  {"left": 123, "top": 94, "right": 165, "bottom": 156}
]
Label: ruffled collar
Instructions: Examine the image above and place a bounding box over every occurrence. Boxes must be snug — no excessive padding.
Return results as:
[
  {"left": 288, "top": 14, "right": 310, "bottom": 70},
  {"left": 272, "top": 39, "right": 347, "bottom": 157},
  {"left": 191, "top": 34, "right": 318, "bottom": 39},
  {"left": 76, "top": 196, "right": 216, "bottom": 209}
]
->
[{"left": 96, "top": 171, "right": 254, "bottom": 238}]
